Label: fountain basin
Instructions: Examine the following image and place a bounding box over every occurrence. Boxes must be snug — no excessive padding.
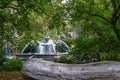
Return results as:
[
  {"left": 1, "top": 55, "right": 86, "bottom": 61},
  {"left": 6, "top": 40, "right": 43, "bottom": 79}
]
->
[
  {"left": 22, "top": 59, "right": 120, "bottom": 80},
  {"left": 15, "top": 53, "right": 66, "bottom": 61}
]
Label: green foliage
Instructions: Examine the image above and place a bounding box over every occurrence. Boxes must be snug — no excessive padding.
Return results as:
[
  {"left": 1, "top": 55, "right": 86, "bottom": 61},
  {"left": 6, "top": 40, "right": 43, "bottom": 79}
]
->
[
  {"left": 56, "top": 42, "right": 68, "bottom": 52},
  {"left": 0, "top": 0, "right": 120, "bottom": 64},
  {"left": 0, "top": 48, "right": 4, "bottom": 58},
  {"left": 0, "top": 59, "right": 23, "bottom": 71},
  {"left": 63, "top": 38, "right": 74, "bottom": 47},
  {"left": 70, "top": 37, "right": 100, "bottom": 63},
  {"left": 69, "top": 35, "right": 120, "bottom": 63},
  {"left": 23, "top": 40, "right": 38, "bottom": 53},
  {"left": 98, "top": 31, "right": 120, "bottom": 54},
  {"left": 99, "top": 53, "right": 108, "bottom": 61},
  {"left": 100, "top": 53, "right": 118, "bottom": 61},
  {"left": 0, "top": 48, "right": 6, "bottom": 65},
  {"left": 56, "top": 55, "right": 74, "bottom": 64},
  {"left": 56, "top": 55, "right": 86, "bottom": 64},
  {"left": 0, "top": 58, "right": 6, "bottom": 66},
  {"left": 0, "top": 0, "right": 51, "bottom": 49},
  {"left": 0, "top": 47, "right": 22, "bottom": 71}
]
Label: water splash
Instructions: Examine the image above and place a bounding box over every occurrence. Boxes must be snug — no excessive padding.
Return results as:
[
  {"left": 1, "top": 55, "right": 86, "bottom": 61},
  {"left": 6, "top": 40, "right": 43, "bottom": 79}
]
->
[
  {"left": 21, "top": 44, "right": 29, "bottom": 53},
  {"left": 21, "top": 39, "right": 70, "bottom": 54},
  {"left": 57, "top": 40, "right": 70, "bottom": 52}
]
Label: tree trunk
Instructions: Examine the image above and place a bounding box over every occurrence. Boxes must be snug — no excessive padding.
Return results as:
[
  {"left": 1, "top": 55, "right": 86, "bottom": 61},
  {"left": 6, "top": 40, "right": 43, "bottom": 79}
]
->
[
  {"left": 112, "top": 24, "right": 120, "bottom": 40},
  {"left": 22, "top": 59, "right": 120, "bottom": 80}
]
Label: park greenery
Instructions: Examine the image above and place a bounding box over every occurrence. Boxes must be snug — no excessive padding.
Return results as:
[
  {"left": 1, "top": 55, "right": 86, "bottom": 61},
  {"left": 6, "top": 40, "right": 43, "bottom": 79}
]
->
[
  {"left": 0, "top": 48, "right": 23, "bottom": 71},
  {"left": 0, "top": 0, "right": 120, "bottom": 65}
]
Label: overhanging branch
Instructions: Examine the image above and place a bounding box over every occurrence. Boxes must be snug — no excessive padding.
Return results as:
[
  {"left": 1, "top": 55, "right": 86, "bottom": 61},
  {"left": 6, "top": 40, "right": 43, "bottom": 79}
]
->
[
  {"left": 91, "top": 14, "right": 111, "bottom": 24},
  {"left": 111, "top": 4, "right": 120, "bottom": 24}
]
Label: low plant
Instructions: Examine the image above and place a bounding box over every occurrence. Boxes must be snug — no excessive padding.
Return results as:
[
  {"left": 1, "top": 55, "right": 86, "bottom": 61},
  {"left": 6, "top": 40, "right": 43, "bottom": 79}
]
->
[
  {"left": 100, "top": 52, "right": 119, "bottom": 61},
  {"left": 56, "top": 55, "right": 74, "bottom": 64},
  {"left": 69, "top": 37, "right": 100, "bottom": 63},
  {"left": 56, "top": 55, "right": 84, "bottom": 64},
  {"left": 0, "top": 59, "right": 23, "bottom": 71},
  {"left": 58, "top": 36, "right": 120, "bottom": 64},
  {"left": 0, "top": 48, "right": 6, "bottom": 65}
]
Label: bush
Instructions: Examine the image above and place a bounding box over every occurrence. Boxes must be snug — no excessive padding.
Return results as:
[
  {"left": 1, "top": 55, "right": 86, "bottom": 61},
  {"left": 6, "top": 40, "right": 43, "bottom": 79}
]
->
[
  {"left": 63, "top": 38, "right": 74, "bottom": 47},
  {"left": 100, "top": 52, "right": 119, "bottom": 61},
  {"left": 56, "top": 55, "right": 74, "bottom": 64},
  {"left": 69, "top": 36, "right": 120, "bottom": 63},
  {"left": 70, "top": 37, "right": 100, "bottom": 63},
  {"left": 0, "top": 48, "right": 6, "bottom": 65},
  {"left": 0, "top": 59, "right": 23, "bottom": 71},
  {"left": 0, "top": 49, "right": 4, "bottom": 58},
  {"left": 56, "top": 55, "right": 84, "bottom": 64},
  {"left": 23, "top": 40, "right": 38, "bottom": 53},
  {"left": 56, "top": 42, "right": 69, "bottom": 52}
]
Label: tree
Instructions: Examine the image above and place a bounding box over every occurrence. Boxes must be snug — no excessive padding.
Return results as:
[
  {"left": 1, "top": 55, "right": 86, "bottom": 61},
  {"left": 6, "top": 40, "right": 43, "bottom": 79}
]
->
[
  {"left": 89, "top": 0, "right": 120, "bottom": 40},
  {"left": 47, "top": 0, "right": 120, "bottom": 62},
  {"left": 0, "top": 0, "right": 51, "bottom": 49},
  {"left": 48, "top": 0, "right": 120, "bottom": 40}
]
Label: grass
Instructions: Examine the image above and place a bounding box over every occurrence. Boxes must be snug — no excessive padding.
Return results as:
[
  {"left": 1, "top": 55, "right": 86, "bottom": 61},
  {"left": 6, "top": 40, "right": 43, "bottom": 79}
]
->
[{"left": 0, "top": 71, "right": 24, "bottom": 80}]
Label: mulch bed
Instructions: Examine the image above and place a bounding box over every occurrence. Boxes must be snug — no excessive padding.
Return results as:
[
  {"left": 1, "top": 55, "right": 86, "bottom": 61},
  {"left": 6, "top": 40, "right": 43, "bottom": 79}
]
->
[{"left": 0, "top": 71, "right": 24, "bottom": 80}]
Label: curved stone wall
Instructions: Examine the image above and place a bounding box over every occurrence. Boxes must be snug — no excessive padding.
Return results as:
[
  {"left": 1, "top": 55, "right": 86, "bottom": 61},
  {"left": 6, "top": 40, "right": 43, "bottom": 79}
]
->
[{"left": 22, "top": 58, "right": 120, "bottom": 80}]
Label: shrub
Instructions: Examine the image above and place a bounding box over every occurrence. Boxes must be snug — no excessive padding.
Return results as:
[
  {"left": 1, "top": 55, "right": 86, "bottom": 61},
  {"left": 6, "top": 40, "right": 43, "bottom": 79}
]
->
[
  {"left": 100, "top": 52, "right": 119, "bottom": 61},
  {"left": 63, "top": 38, "right": 74, "bottom": 47},
  {"left": 69, "top": 34, "right": 120, "bottom": 62},
  {"left": 56, "top": 42, "right": 69, "bottom": 52},
  {"left": 70, "top": 37, "right": 100, "bottom": 63},
  {"left": 0, "top": 48, "right": 6, "bottom": 65},
  {"left": 23, "top": 40, "right": 38, "bottom": 53},
  {"left": 56, "top": 55, "right": 85, "bottom": 64},
  {"left": 0, "top": 59, "right": 23, "bottom": 71},
  {"left": 0, "top": 49, "right": 4, "bottom": 58},
  {"left": 56, "top": 55, "right": 74, "bottom": 64}
]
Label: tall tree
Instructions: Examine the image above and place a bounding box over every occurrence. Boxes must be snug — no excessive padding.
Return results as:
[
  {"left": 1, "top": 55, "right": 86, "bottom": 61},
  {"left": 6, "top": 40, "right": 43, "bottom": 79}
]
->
[
  {"left": 48, "top": 0, "right": 120, "bottom": 40},
  {"left": 0, "top": 0, "right": 50, "bottom": 46}
]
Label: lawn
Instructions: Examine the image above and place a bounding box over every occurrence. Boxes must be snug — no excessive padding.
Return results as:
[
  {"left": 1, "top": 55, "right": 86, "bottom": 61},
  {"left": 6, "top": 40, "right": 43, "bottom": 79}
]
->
[{"left": 0, "top": 71, "right": 23, "bottom": 80}]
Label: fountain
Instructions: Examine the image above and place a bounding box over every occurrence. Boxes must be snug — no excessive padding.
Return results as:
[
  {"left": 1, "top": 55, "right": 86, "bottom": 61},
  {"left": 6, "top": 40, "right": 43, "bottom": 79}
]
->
[
  {"left": 16, "top": 34, "right": 70, "bottom": 60},
  {"left": 22, "top": 34, "right": 70, "bottom": 54},
  {"left": 35, "top": 34, "right": 56, "bottom": 54}
]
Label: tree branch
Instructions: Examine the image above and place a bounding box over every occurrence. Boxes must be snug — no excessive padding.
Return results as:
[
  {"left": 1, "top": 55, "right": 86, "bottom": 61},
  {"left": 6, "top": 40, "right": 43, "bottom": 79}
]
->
[
  {"left": 91, "top": 14, "right": 111, "bottom": 24},
  {"left": 111, "top": 4, "right": 120, "bottom": 24}
]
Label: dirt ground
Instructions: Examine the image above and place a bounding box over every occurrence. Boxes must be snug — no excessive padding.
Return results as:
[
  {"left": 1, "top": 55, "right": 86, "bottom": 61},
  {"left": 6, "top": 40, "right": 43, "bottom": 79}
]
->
[{"left": 0, "top": 71, "right": 24, "bottom": 80}]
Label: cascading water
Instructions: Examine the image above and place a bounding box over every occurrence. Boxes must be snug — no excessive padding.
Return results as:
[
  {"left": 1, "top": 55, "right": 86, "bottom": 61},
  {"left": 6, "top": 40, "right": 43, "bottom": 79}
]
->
[
  {"left": 57, "top": 40, "right": 70, "bottom": 52},
  {"left": 22, "top": 40, "right": 70, "bottom": 54},
  {"left": 36, "top": 40, "right": 55, "bottom": 54},
  {"left": 21, "top": 34, "right": 70, "bottom": 54},
  {"left": 21, "top": 44, "right": 29, "bottom": 53}
]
